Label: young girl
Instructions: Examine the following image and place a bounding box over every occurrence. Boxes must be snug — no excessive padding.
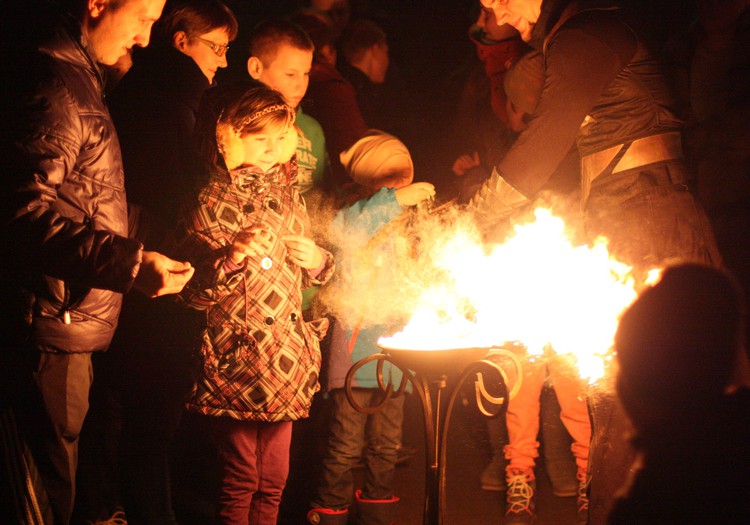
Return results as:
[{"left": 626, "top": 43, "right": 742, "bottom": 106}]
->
[{"left": 176, "top": 85, "right": 335, "bottom": 525}]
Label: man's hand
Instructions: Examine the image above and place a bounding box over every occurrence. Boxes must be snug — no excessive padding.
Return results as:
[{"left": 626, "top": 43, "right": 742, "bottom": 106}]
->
[
  {"left": 134, "top": 251, "right": 194, "bottom": 298},
  {"left": 395, "top": 182, "right": 436, "bottom": 206},
  {"left": 281, "top": 235, "right": 324, "bottom": 269}
]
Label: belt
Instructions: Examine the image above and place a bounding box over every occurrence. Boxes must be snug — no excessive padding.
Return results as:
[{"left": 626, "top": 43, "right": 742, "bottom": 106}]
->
[{"left": 581, "top": 131, "right": 684, "bottom": 203}]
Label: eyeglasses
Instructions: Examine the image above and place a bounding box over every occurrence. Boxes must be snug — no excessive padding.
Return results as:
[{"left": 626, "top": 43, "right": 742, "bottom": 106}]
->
[{"left": 195, "top": 36, "right": 229, "bottom": 57}]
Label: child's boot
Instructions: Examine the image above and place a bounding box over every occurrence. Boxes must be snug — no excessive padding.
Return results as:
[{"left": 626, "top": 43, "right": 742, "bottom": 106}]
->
[
  {"left": 505, "top": 468, "right": 536, "bottom": 525},
  {"left": 307, "top": 507, "right": 349, "bottom": 525},
  {"left": 354, "top": 489, "right": 399, "bottom": 525},
  {"left": 540, "top": 383, "right": 578, "bottom": 497}
]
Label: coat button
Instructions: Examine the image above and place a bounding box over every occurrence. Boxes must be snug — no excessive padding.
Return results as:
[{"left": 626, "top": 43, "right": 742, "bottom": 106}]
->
[
  {"left": 290, "top": 312, "right": 298, "bottom": 322},
  {"left": 264, "top": 316, "right": 275, "bottom": 325},
  {"left": 243, "top": 203, "right": 255, "bottom": 214}
]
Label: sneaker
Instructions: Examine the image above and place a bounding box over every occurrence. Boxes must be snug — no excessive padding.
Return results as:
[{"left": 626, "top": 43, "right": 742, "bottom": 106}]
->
[
  {"left": 505, "top": 468, "right": 536, "bottom": 524},
  {"left": 88, "top": 508, "right": 127, "bottom": 525},
  {"left": 480, "top": 454, "right": 507, "bottom": 491},
  {"left": 576, "top": 470, "right": 589, "bottom": 525}
]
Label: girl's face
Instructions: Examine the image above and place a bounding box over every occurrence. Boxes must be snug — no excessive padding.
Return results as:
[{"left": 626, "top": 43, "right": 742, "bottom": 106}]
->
[{"left": 240, "top": 121, "right": 294, "bottom": 172}]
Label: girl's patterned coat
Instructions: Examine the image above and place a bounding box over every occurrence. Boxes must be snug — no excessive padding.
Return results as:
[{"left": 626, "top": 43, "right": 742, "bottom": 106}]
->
[{"left": 177, "top": 157, "right": 334, "bottom": 422}]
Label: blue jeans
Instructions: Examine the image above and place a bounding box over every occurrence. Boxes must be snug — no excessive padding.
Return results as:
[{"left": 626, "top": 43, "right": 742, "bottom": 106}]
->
[{"left": 312, "top": 388, "right": 404, "bottom": 509}]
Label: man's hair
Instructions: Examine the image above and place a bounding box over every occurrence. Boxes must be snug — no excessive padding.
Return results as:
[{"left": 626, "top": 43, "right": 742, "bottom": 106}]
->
[
  {"left": 289, "top": 12, "right": 336, "bottom": 62},
  {"left": 61, "top": 0, "right": 128, "bottom": 19},
  {"left": 339, "top": 18, "right": 386, "bottom": 64},
  {"left": 615, "top": 263, "right": 745, "bottom": 414},
  {"left": 248, "top": 18, "right": 314, "bottom": 67},
  {"left": 159, "top": 0, "right": 238, "bottom": 42}
]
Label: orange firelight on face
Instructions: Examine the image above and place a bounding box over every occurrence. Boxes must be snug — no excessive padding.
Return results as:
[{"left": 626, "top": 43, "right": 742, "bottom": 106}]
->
[{"left": 379, "top": 208, "right": 644, "bottom": 383}]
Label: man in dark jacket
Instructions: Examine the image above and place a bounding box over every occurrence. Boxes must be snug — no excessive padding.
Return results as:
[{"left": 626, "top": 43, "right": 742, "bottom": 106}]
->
[
  {"left": 0, "top": 0, "right": 193, "bottom": 523},
  {"left": 473, "top": 0, "right": 721, "bottom": 524}
]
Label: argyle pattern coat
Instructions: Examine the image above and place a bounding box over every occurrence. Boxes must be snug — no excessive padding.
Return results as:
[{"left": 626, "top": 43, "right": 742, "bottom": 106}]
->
[{"left": 177, "top": 158, "right": 334, "bottom": 422}]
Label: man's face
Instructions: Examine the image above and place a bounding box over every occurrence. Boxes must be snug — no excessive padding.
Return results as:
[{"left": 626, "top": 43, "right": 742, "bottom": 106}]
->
[
  {"left": 476, "top": 6, "right": 519, "bottom": 42},
  {"left": 369, "top": 43, "right": 389, "bottom": 84},
  {"left": 480, "top": 0, "right": 541, "bottom": 42},
  {"left": 249, "top": 44, "right": 313, "bottom": 109},
  {"left": 86, "top": 0, "right": 166, "bottom": 65}
]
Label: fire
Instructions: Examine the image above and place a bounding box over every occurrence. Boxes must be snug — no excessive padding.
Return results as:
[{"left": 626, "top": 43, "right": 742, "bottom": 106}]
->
[{"left": 379, "top": 208, "right": 641, "bottom": 383}]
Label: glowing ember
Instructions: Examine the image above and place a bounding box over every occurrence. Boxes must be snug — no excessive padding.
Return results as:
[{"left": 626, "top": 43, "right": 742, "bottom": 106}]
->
[{"left": 379, "top": 208, "right": 641, "bottom": 383}]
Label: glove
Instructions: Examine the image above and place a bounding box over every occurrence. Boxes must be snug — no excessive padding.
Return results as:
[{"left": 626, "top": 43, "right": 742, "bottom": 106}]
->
[{"left": 469, "top": 167, "right": 531, "bottom": 230}]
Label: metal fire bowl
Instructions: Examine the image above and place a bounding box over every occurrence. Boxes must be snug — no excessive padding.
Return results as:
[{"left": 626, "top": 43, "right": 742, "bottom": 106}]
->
[{"left": 378, "top": 345, "right": 493, "bottom": 379}]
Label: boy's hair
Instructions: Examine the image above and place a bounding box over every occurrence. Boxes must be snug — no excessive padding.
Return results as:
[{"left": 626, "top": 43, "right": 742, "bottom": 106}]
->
[
  {"left": 339, "top": 18, "right": 387, "bottom": 64},
  {"left": 159, "top": 0, "right": 238, "bottom": 42},
  {"left": 248, "top": 18, "right": 314, "bottom": 68}
]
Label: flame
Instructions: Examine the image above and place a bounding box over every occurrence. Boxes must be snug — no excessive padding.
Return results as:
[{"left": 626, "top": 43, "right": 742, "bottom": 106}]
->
[{"left": 379, "top": 208, "right": 641, "bottom": 383}]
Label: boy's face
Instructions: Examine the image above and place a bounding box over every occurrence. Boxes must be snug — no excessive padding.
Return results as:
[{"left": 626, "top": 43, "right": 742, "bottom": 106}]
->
[
  {"left": 85, "top": 0, "right": 166, "bottom": 65},
  {"left": 248, "top": 44, "right": 313, "bottom": 109},
  {"left": 505, "top": 97, "right": 527, "bottom": 133},
  {"left": 240, "top": 122, "right": 296, "bottom": 172}
]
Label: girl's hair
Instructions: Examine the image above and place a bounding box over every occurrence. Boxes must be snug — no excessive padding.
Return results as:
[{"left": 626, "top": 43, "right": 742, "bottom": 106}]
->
[
  {"left": 158, "top": 0, "right": 239, "bottom": 42},
  {"left": 219, "top": 85, "right": 295, "bottom": 137}
]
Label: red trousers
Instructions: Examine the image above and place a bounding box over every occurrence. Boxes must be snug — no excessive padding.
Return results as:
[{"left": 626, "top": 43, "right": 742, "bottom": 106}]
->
[{"left": 211, "top": 418, "right": 292, "bottom": 525}]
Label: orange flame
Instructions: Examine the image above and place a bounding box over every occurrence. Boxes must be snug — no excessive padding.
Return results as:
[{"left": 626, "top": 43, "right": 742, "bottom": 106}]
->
[{"left": 379, "top": 208, "right": 641, "bottom": 383}]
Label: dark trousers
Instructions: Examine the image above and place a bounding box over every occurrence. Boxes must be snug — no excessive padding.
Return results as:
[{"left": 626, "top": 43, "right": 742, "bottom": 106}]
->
[
  {"left": 312, "top": 388, "right": 404, "bottom": 510},
  {"left": 118, "top": 348, "right": 195, "bottom": 525},
  {"left": 585, "top": 160, "right": 721, "bottom": 274},
  {"left": 4, "top": 351, "right": 93, "bottom": 525},
  {"left": 211, "top": 418, "right": 293, "bottom": 525}
]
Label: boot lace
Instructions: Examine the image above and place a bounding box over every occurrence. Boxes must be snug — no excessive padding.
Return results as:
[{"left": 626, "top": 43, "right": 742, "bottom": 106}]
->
[
  {"left": 577, "top": 471, "right": 590, "bottom": 514},
  {"left": 89, "top": 509, "right": 127, "bottom": 525},
  {"left": 506, "top": 469, "right": 535, "bottom": 515}
]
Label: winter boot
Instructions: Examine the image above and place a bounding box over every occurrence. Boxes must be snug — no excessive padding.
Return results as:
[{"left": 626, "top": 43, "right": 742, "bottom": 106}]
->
[
  {"left": 540, "top": 383, "right": 578, "bottom": 497},
  {"left": 504, "top": 468, "right": 536, "bottom": 525},
  {"left": 480, "top": 415, "right": 507, "bottom": 491},
  {"left": 307, "top": 507, "right": 349, "bottom": 525},
  {"left": 354, "top": 489, "right": 399, "bottom": 525},
  {"left": 576, "top": 469, "right": 590, "bottom": 525},
  {"left": 480, "top": 454, "right": 507, "bottom": 491}
]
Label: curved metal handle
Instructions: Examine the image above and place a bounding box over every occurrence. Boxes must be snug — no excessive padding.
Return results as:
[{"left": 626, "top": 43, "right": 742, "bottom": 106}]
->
[{"left": 344, "top": 353, "right": 412, "bottom": 414}]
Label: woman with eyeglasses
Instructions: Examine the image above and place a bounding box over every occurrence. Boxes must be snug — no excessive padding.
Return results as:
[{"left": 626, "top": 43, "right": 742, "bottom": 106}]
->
[{"left": 75, "top": 1, "right": 239, "bottom": 524}]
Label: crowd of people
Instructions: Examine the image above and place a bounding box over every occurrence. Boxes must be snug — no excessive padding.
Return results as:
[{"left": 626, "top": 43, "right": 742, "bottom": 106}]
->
[{"left": 1, "top": 0, "right": 749, "bottom": 524}]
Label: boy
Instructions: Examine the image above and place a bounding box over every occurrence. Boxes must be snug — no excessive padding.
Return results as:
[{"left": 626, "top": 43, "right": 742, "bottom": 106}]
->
[{"left": 247, "top": 18, "right": 330, "bottom": 195}]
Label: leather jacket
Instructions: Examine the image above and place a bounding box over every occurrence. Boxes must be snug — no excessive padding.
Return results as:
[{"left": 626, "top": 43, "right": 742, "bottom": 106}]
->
[{"left": 0, "top": 13, "right": 143, "bottom": 353}]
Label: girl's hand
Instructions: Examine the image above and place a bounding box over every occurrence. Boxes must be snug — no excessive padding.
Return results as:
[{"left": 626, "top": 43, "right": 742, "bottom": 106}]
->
[
  {"left": 230, "top": 228, "right": 274, "bottom": 264},
  {"left": 395, "top": 182, "right": 436, "bottom": 206},
  {"left": 281, "top": 235, "right": 324, "bottom": 269}
]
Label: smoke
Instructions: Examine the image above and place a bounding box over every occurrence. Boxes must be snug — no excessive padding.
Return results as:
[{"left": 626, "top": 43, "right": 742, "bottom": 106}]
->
[{"left": 312, "top": 198, "right": 483, "bottom": 333}]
